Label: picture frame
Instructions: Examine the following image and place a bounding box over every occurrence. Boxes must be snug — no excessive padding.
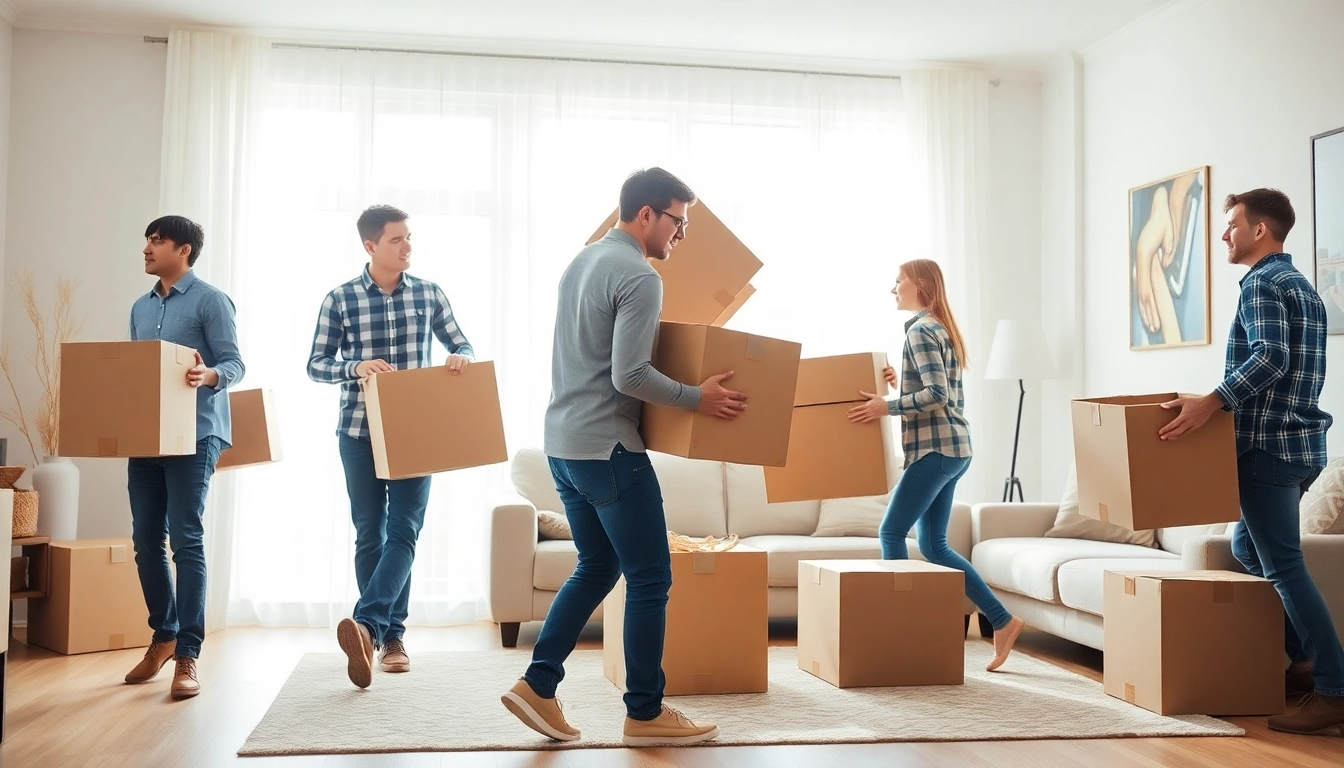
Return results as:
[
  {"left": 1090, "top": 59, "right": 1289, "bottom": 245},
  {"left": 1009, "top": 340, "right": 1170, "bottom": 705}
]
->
[
  {"left": 1128, "top": 166, "right": 1211, "bottom": 350},
  {"left": 1311, "top": 126, "right": 1344, "bottom": 335}
]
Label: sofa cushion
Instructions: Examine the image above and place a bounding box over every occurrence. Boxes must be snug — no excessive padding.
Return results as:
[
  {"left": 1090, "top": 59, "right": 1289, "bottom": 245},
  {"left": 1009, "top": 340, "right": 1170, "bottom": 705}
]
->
[
  {"left": 650, "top": 451, "right": 727, "bottom": 538},
  {"left": 1302, "top": 457, "right": 1344, "bottom": 534},
  {"left": 537, "top": 510, "right": 572, "bottom": 540},
  {"left": 740, "top": 534, "right": 925, "bottom": 587},
  {"left": 534, "top": 540, "right": 578, "bottom": 591},
  {"left": 1155, "top": 523, "right": 1229, "bottom": 556},
  {"left": 813, "top": 493, "right": 894, "bottom": 537},
  {"left": 512, "top": 448, "right": 564, "bottom": 513},
  {"left": 1043, "top": 463, "right": 1156, "bottom": 547},
  {"left": 1055, "top": 557, "right": 1186, "bottom": 616},
  {"left": 725, "top": 463, "right": 821, "bottom": 538},
  {"left": 971, "top": 537, "right": 1176, "bottom": 603}
]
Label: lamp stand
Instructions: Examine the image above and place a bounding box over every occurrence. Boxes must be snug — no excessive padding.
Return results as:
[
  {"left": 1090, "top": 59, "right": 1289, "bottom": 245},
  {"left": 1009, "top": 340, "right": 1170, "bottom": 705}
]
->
[{"left": 1002, "top": 378, "right": 1025, "bottom": 503}]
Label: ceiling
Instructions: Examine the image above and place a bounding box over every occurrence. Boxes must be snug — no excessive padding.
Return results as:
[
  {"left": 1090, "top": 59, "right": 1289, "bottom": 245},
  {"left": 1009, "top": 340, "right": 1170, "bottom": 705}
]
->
[{"left": 4, "top": 0, "right": 1176, "bottom": 71}]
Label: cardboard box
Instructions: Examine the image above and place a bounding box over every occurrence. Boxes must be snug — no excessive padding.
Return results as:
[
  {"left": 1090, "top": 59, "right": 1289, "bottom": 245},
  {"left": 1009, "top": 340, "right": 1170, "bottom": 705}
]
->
[
  {"left": 1103, "top": 570, "right": 1283, "bottom": 715},
  {"left": 364, "top": 360, "right": 508, "bottom": 480},
  {"left": 216, "top": 388, "right": 282, "bottom": 470},
  {"left": 58, "top": 340, "right": 197, "bottom": 457},
  {"left": 604, "top": 546, "right": 768, "bottom": 695},
  {"left": 798, "top": 560, "right": 964, "bottom": 688},
  {"left": 1071, "top": 394, "right": 1240, "bottom": 530},
  {"left": 587, "top": 201, "right": 763, "bottom": 325},
  {"left": 26, "top": 538, "right": 151, "bottom": 655},
  {"left": 0, "top": 490, "right": 10, "bottom": 655},
  {"left": 712, "top": 283, "right": 755, "bottom": 327},
  {"left": 765, "top": 353, "right": 899, "bottom": 502},
  {"left": 641, "top": 322, "right": 801, "bottom": 467}
]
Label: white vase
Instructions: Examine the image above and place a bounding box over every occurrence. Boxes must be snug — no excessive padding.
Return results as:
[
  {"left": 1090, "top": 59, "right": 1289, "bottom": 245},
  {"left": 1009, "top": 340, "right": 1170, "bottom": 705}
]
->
[{"left": 32, "top": 455, "right": 80, "bottom": 540}]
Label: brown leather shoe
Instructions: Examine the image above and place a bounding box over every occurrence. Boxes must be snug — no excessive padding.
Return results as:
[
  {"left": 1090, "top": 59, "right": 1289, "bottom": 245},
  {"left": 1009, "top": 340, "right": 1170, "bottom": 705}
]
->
[
  {"left": 337, "top": 618, "right": 374, "bottom": 688},
  {"left": 1287, "top": 668, "right": 1315, "bottom": 699},
  {"left": 379, "top": 638, "right": 410, "bottom": 673},
  {"left": 170, "top": 657, "right": 200, "bottom": 699},
  {"left": 1269, "top": 693, "right": 1344, "bottom": 735},
  {"left": 125, "top": 640, "right": 177, "bottom": 684}
]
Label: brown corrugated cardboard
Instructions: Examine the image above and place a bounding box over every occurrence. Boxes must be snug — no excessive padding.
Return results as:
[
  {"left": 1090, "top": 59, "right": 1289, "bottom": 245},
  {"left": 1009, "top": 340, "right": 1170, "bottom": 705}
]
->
[
  {"left": 712, "top": 283, "right": 755, "bottom": 327},
  {"left": 765, "top": 353, "right": 899, "bottom": 502},
  {"left": 58, "top": 340, "right": 197, "bottom": 457},
  {"left": 641, "top": 322, "right": 801, "bottom": 467},
  {"left": 797, "top": 560, "right": 964, "bottom": 688},
  {"left": 605, "top": 546, "right": 768, "bottom": 695},
  {"left": 216, "top": 388, "right": 282, "bottom": 470},
  {"left": 587, "top": 201, "right": 763, "bottom": 325},
  {"left": 1071, "top": 394, "right": 1240, "bottom": 530},
  {"left": 26, "top": 538, "right": 151, "bottom": 655},
  {"left": 364, "top": 361, "right": 508, "bottom": 480},
  {"left": 1103, "top": 570, "right": 1283, "bottom": 716}
]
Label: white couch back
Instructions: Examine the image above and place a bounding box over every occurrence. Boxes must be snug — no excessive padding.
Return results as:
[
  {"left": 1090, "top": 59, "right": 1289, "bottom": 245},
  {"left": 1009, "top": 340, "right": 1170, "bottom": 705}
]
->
[
  {"left": 510, "top": 449, "right": 727, "bottom": 537},
  {"left": 723, "top": 463, "right": 822, "bottom": 537}
]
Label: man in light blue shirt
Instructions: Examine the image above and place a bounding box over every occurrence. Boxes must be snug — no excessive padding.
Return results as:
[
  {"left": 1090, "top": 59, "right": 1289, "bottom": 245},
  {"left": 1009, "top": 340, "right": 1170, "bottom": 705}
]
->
[{"left": 122, "top": 215, "right": 244, "bottom": 700}]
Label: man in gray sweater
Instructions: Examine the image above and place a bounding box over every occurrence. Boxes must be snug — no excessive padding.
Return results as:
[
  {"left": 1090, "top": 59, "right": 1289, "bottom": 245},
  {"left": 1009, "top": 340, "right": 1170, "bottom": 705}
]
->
[{"left": 502, "top": 168, "right": 746, "bottom": 746}]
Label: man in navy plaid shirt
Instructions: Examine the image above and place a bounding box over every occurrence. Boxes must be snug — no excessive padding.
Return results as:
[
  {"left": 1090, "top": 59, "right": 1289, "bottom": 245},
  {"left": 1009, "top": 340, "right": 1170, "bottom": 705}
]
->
[
  {"left": 1160, "top": 188, "right": 1342, "bottom": 735},
  {"left": 307, "top": 204, "right": 474, "bottom": 689}
]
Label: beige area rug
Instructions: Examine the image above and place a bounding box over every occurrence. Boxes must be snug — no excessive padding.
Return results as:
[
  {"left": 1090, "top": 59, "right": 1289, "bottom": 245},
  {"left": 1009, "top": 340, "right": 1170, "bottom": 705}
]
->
[{"left": 239, "top": 642, "right": 1242, "bottom": 756}]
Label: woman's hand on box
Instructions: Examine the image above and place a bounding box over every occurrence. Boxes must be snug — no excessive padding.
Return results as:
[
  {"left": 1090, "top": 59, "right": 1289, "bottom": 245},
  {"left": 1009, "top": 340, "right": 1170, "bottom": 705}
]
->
[{"left": 846, "top": 392, "right": 889, "bottom": 423}]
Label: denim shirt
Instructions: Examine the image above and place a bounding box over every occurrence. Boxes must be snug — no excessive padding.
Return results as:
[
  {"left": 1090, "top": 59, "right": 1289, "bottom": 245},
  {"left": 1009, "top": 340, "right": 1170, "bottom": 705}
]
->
[{"left": 129, "top": 270, "right": 245, "bottom": 447}]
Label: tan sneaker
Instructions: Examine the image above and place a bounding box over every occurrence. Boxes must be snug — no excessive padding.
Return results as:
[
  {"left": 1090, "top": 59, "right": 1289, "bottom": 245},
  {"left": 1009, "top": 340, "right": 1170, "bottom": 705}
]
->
[
  {"left": 501, "top": 678, "right": 580, "bottom": 742},
  {"left": 337, "top": 618, "right": 374, "bottom": 689},
  {"left": 379, "top": 638, "right": 410, "bottom": 673},
  {"left": 170, "top": 657, "right": 200, "bottom": 699},
  {"left": 622, "top": 706, "right": 719, "bottom": 746},
  {"left": 1269, "top": 693, "right": 1344, "bottom": 735},
  {"left": 125, "top": 639, "right": 177, "bottom": 684}
]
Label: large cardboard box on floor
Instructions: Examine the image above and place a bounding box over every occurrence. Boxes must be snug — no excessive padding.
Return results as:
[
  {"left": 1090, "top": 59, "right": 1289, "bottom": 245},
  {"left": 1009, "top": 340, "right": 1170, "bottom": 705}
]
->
[
  {"left": 364, "top": 361, "right": 508, "bottom": 480},
  {"left": 1071, "top": 394, "right": 1239, "bottom": 530},
  {"left": 641, "top": 322, "right": 801, "bottom": 467},
  {"left": 605, "top": 546, "right": 768, "bottom": 695},
  {"left": 216, "top": 388, "right": 282, "bottom": 470},
  {"left": 587, "top": 201, "right": 763, "bottom": 326},
  {"left": 26, "top": 538, "right": 151, "bottom": 655},
  {"left": 764, "top": 353, "right": 899, "bottom": 502},
  {"left": 58, "top": 340, "right": 197, "bottom": 457},
  {"left": 1103, "top": 570, "right": 1283, "bottom": 715},
  {"left": 798, "top": 560, "right": 964, "bottom": 688}
]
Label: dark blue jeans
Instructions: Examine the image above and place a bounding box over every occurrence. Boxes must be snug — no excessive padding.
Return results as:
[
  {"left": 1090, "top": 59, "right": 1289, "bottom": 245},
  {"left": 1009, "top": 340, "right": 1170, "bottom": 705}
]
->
[
  {"left": 1231, "top": 449, "right": 1344, "bottom": 696},
  {"left": 338, "top": 434, "right": 431, "bottom": 647},
  {"left": 525, "top": 444, "right": 671, "bottom": 720},
  {"left": 127, "top": 436, "right": 224, "bottom": 659},
  {"left": 879, "top": 452, "right": 1013, "bottom": 630}
]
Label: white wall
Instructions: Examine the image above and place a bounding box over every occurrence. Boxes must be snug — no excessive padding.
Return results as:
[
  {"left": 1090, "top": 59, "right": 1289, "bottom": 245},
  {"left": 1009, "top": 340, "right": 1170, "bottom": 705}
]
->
[
  {"left": 1081, "top": 0, "right": 1344, "bottom": 457},
  {"left": 3, "top": 29, "right": 166, "bottom": 538}
]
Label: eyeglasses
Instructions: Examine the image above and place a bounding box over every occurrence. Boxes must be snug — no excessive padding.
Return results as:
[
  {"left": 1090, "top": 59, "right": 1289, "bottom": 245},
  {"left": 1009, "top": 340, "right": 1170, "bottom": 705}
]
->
[{"left": 654, "top": 209, "right": 689, "bottom": 232}]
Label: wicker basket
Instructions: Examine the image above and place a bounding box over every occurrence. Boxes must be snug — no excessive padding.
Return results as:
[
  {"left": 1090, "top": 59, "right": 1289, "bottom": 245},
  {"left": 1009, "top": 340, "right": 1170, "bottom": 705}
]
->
[
  {"left": 12, "top": 489, "right": 38, "bottom": 538},
  {"left": 0, "top": 465, "right": 23, "bottom": 489}
]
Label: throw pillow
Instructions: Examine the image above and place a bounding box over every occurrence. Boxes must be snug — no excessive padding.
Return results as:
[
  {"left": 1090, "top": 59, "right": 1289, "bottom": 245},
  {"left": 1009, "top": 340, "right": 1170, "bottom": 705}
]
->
[
  {"left": 1301, "top": 458, "right": 1344, "bottom": 535},
  {"left": 536, "top": 510, "right": 572, "bottom": 540},
  {"left": 812, "top": 493, "right": 890, "bottom": 537},
  {"left": 1043, "top": 462, "right": 1157, "bottom": 547}
]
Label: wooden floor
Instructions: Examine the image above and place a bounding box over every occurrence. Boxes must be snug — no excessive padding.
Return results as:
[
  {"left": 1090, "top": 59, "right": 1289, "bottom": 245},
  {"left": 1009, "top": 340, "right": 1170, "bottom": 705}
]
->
[{"left": 1, "top": 621, "right": 1340, "bottom": 767}]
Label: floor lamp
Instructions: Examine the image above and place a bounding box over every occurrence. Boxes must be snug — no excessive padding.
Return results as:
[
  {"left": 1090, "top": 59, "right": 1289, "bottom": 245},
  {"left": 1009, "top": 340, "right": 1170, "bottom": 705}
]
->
[{"left": 984, "top": 318, "right": 1055, "bottom": 503}]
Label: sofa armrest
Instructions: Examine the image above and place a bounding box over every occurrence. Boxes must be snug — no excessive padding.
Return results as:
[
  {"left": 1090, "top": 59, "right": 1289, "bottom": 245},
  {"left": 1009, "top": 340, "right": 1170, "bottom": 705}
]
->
[
  {"left": 486, "top": 494, "right": 539, "bottom": 624},
  {"left": 1180, "top": 534, "right": 1244, "bottom": 572},
  {"left": 972, "top": 503, "right": 1058, "bottom": 545},
  {"left": 947, "top": 502, "right": 973, "bottom": 561}
]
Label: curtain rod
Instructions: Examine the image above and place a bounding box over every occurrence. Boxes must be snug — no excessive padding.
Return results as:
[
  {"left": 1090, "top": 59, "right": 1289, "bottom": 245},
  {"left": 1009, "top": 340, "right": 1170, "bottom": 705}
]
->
[{"left": 144, "top": 35, "right": 905, "bottom": 81}]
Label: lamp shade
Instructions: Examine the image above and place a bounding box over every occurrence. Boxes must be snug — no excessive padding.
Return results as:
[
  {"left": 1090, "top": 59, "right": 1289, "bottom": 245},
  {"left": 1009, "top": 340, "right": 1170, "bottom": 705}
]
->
[{"left": 984, "top": 318, "right": 1056, "bottom": 381}]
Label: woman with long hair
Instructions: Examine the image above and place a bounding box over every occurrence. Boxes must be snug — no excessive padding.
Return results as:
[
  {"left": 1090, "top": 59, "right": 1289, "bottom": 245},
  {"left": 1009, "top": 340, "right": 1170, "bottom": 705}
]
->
[{"left": 848, "top": 259, "right": 1025, "bottom": 671}]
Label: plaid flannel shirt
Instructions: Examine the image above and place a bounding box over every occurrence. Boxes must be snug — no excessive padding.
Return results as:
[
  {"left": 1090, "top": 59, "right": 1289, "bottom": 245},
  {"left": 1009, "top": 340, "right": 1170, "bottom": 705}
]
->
[
  {"left": 886, "top": 309, "right": 973, "bottom": 467},
  {"left": 1214, "top": 253, "right": 1332, "bottom": 468},
  {"left": 307, "top": 266, "right": 474, "bottom": 440}
]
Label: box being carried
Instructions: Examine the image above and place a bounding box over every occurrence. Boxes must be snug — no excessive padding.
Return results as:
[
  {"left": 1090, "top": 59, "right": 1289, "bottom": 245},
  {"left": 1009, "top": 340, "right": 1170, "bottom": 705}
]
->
[
  {"left": 59, "top": 340, "right": 197, "bottom": 457},
  {"left": 216, "top": 388, "right": 282, "bottom": 470}
]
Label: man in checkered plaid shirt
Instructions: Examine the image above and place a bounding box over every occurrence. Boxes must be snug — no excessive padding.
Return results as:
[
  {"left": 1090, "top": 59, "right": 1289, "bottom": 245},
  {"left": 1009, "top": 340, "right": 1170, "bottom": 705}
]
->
[
  {"left": 307, "top": 204, "right": 474, "bottom": 689},
  {"left": 1160, "top": 188, "right": 1342, "bottom": 735}
]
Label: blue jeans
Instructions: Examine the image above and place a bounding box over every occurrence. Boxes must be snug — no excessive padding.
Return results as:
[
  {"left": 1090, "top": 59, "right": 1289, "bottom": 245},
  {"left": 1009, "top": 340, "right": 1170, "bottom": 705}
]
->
[
  {"left": 1231, "top": 449, "right": 1344, "bottom": 696},
  {"left": 127, "top": 436, "right": 224, "bottom": 659},
  {"left": 879, "top": 452, "right": 1013, "bottom": 631},
  {"left": 338, "top": 434, "right": 431, "bottom": 647},
  {"left": 525, "top": 445, "right": 671, "bottom": 721}
]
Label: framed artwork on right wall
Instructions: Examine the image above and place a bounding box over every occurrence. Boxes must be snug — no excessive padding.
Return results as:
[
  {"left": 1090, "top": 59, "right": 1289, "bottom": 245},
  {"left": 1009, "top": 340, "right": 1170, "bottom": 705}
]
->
[{"left": 1312, "top": 126, "right": 1344, "bottom": 335}]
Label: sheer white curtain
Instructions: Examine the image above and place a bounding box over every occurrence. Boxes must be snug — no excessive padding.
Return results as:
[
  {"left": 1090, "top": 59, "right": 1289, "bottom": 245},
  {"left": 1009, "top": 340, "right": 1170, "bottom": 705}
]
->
[
  {"left": 225, "top": 46, "right": 911, "bottom": 628},
  {"left": 902, "top": 68, "right": 992, "bottom": 501},
  {"left": 157, "top": 30, "right": 269, "bottom": 633}
]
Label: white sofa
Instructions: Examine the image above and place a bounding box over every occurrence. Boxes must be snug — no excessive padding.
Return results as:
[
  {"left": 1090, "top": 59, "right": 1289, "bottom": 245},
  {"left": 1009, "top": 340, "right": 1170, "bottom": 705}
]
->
[
  {"left": 970, "top": 502, "right": 1344, "bottom": 651},
  {"left": 488, "top": 448, "right": 976, "bottom": 646}
]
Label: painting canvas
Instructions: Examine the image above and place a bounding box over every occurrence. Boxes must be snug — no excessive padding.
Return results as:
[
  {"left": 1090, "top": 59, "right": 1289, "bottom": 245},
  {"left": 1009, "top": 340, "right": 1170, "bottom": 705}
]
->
[
  {"left": 1313, "top": 127, "right": 1344, "bottom": 334},
  {"left": 1128, "top": 167, "right": 1211, "bottom": 350}
]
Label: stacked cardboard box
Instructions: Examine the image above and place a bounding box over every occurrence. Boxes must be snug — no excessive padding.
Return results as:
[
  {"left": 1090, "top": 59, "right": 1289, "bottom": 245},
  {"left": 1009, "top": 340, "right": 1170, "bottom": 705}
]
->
[{"left": 27, "top": 539, "right": 151, "bottom": 655}]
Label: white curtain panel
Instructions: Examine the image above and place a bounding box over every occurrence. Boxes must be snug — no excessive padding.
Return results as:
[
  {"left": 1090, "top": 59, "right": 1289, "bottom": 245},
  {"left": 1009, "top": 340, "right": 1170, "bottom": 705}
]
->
[
  {"left": 158, "top": 30, "right": 270, "bottom": 635},
  {"left": 211, "top": 45, "right": 911, "bottom": 629},
  {"left": 901, "top": 68, "right": 992, "bottom": 502}
]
